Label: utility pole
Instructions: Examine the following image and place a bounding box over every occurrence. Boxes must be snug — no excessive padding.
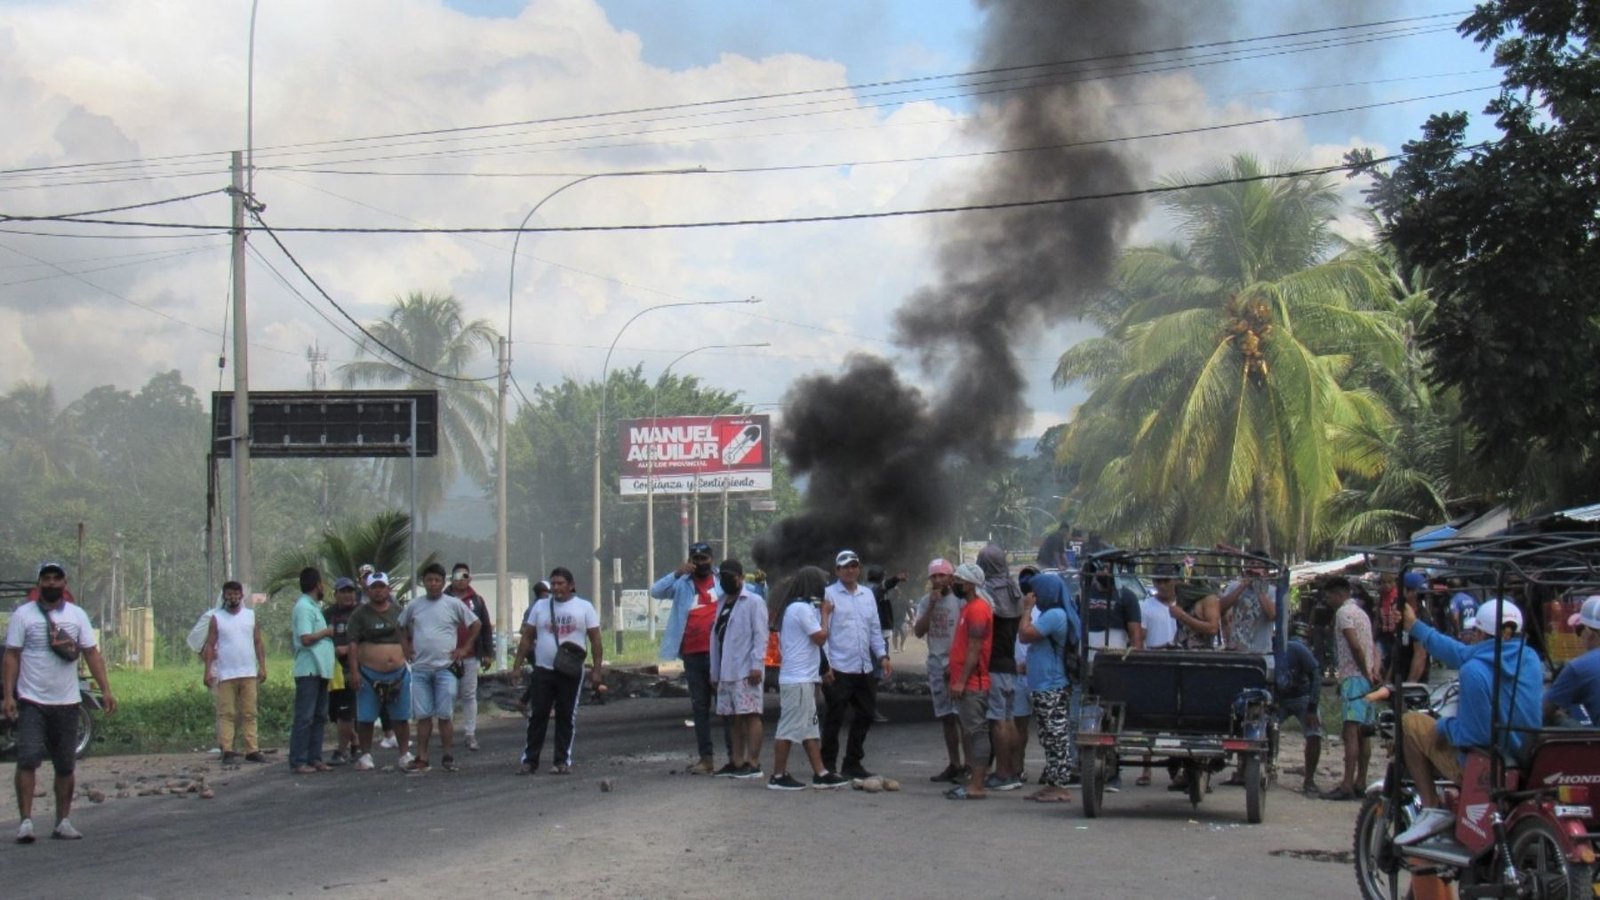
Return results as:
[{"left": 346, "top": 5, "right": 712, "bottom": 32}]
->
[
  {"left": 494, "top": 336, "right": 510, "bottom": 667},
  {"left": 230, "top": 151, "right": 253, "bottom": 592}
]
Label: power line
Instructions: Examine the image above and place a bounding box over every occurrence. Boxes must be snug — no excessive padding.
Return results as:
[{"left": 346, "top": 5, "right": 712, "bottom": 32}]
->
[
  {"left": 0, "top": 12, "right": 1467, "bottom": 182},
  {"left": 243, "top": 243, "right": 367, "bottom": 352},
  {"left": 0, "top": 188, "right": 228, "bottom": 223},
  {"left": 0, "top": 243, "right": 223, "bottom": 287}
]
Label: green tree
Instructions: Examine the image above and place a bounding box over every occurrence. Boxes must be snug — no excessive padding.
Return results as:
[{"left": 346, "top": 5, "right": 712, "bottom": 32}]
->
[
  {"left": 0, "top": 381, "right": 93, "bottom": 481},
  {"left": 1054, "top": 155, "right": 1402, "bottom": 554},
  {"left": 337, "top": 292, "right": 498, "bottom": 536},
  {"left": 1352, "top": 1, "right": 1600, "bottom": 504}
]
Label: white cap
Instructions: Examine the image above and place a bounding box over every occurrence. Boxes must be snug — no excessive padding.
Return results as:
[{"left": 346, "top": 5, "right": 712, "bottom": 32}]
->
[
  {"left": 1569, "top": 595, "right": 1600, "bottom": 630},
  {"left": 1466, "top": 598, "right": 1523, "bottom": 635},
  {"left": 364, "top": 571, "right": 390, "bottom": 587},
  {"left": 835, "top": 549, "right": 860, "bottom": 567}
]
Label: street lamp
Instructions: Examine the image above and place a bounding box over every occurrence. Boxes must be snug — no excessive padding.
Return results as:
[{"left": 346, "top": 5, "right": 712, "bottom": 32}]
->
[
  {"left": 592, "top": 299, "right": 762, "bottom": 626},
  {"left": 498, "top": 166, "right": 703, "bottom": 666}
]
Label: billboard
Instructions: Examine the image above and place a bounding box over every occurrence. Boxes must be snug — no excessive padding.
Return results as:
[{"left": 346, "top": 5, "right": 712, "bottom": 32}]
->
[{"left": 618, "top": 414, "right": 772, "bottom": 496}]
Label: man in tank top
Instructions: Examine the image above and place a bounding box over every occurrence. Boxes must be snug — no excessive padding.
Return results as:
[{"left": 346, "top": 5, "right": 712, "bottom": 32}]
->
[{"left": 202, "top": 580, "right": 267, "bottom": 764}]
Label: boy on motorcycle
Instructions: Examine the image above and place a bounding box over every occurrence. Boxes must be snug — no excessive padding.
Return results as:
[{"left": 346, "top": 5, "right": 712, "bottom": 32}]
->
[{"left": 1393, "top": 597, "right": 1543, "bottom": 845}]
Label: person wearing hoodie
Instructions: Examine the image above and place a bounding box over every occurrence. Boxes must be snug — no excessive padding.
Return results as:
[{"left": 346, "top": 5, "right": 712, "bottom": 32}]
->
[
  {"left": 1393, "top": 597, "right": 1543, "bottom": 845},
  {"left": 446, "top": 563, "right": 494, "bottom": 752},
  {"left": 944, "top": 563, "right": 995, "bottom": 800},
  {"left": 977, "top": 543, "right": 1027, "bottom": 791},
  {"left": 1018, "top": 572, "right": 1079, "bottom": 803}
]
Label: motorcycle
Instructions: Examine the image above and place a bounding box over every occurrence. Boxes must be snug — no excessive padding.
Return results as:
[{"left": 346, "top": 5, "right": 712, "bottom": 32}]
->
[
  {"left": 1353, "top": 681, "right": 1600, "bottom": 899},
  {"left": 0, "top": 678, "right": 103, "bottom": 761}
]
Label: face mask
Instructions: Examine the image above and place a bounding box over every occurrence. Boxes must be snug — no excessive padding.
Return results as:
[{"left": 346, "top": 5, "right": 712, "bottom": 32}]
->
[
  {"left": 718, "top": 574, "right": 741, "bottom": 596},
  {"left": 694, "top": 561, "right": 713, "bottom": 578},
  {"left": 952, "top": 584, "right": 968, "bottom": 600},
  {"left": 40, "top": 586, "right": 64, "bottom": 603}
]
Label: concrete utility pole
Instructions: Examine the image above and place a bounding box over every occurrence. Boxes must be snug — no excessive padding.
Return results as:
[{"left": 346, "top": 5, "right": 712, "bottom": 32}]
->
[
  {"left": 230, "top": 151, "right": 253, "bottom": 591},
  {"left": 495, "top": 336, "right": 509, "bottom": 666}
]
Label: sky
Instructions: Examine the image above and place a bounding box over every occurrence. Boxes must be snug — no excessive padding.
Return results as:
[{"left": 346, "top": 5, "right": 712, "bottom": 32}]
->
[{"left": 0, "top": 0, "right": 1496, "bottom": 452}]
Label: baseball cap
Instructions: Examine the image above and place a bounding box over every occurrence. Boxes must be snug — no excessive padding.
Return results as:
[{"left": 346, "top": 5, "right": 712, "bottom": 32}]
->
[
  {"left": 719, "top": 558, "right": 744, "bottom": 577},
  {"left": 689, "top": 541, "right": 714, "bottom": 559},
  {"left": 1466, "top": 598, "right": 1523, "bottom": 634},
  {"left": 535, "top": 580, "right": 551, "bottom": 593},
  {"left": 364, "top": 571, "right": 390, "bottom": 587},
  {"left": 835, "top": 549, "right": 860, "bottom": 567},
  {"left": 953, "top": 562, "right": 985, "bottom": 585},
  {"left": 333, "top": 576, "right": 357, "bottom": 591},
  {"left": 1569, "top": 595, "right": 1600, "bottom": 630},
  {"left": 928, "top": 558, "right": 954, "bottom": 576},
  {"left": 1402, "top": 571, "right": 1428, "bottom": 591},
  {"left": 37, "top": 561, "right": 66, "bottom": 578}
]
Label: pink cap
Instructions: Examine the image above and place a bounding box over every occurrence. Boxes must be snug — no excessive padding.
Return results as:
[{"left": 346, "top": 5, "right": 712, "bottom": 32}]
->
[{"left": 928, "top": 558, "right": 954, "bottom": 576}]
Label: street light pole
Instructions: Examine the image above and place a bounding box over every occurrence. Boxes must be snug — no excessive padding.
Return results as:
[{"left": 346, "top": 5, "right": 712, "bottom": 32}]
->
[
  {"left": 499, "top": 167, "right": 702, "bottom": 665},
  {"left": 592, "top": 300, "right": 762, "bottom": 627}
]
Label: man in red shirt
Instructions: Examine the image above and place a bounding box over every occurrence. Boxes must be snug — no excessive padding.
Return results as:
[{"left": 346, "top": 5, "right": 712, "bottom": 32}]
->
[
  {"left": 651, "top": 541, "right": 731, "bottom": 775},
  {"left": 945, "top": 563, "right": 994, "bottom": 800}
]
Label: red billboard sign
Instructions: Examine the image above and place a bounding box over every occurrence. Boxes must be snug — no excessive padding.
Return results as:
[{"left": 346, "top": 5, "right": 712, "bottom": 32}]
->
[{"left": 618, "top": 414, "right": 772, "bottom": 496}]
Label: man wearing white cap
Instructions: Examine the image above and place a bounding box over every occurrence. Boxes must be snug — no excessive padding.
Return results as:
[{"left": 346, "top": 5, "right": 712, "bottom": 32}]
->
[
  {"left": 347, "top": 572, "right": 414, "bottom": 772},
  {"left": 1393, "top": 596, "right": 1543, "bottom": 845},
  {"left": 820, "top": 549, "right": 891, "bottom": 780},
  {"left": 914, "top": 558, "right": 966, "bottom": 783},
  {"left": 1545, "top": 595, "right": 1600, "bottom": 725}
]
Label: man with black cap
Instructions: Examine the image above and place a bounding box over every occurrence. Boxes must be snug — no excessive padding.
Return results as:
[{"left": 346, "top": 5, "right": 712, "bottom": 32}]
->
[
  {"left": 710, "top": 559, "right": 767, "bottom": 779},
  {"left": 651, "top": 540, "right": 731, "bottom": 775},
  {"left": 821, "top": 549, "right": 891, "bottom": 780},
  {"left": 4, "top": 562, "right": 117, "bottom": 843}
]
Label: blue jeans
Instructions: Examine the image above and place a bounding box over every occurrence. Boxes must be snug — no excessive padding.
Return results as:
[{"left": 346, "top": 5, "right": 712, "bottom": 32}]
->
[
  {"left": 290, "top": 676, "right": 329, "bottom": 768},
  {"left": 682, "top": 653, "right": 731, "bottom": 761}
]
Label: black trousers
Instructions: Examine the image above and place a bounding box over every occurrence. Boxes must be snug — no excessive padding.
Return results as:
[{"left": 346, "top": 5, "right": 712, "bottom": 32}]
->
[
  {"left": 522, "top": 667, "right": 581, "bottom": 768},
  {"left": 821, "top": 672, "right": 877, "bottom": 773}
]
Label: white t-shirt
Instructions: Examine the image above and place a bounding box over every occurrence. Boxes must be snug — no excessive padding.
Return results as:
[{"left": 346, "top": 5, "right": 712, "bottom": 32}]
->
[
  {"left": 1140, "top": 596, "right": 1177, "bottom": 649},
  {"left": 524, "top": 596, "right": 598, "bottom": 670},
  {"left": 916, "top": 591, "right": 962, "bottom": 671},
  {"left": 778, "top": 602, "right": 823, "bottom": 685},
  {"left": 5, "top": 601, "right": 97, "bottom": 705},
  {"left": 211, "top": 606, "right": 258, "bottom": 681}
]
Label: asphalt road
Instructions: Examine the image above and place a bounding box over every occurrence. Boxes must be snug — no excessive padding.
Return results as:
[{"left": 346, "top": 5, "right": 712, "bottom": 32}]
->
[{"left": 2, "top": 685, "right": 1371, "bottom": 900}]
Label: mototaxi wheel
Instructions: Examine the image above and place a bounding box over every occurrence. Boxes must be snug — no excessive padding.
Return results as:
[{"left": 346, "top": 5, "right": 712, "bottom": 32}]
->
[
  {"left": 74, "top": 704, "right": 93, "bottom": 758},
  {"left": 1243, "top": 754, "right": 1266, "bottom": 824},
  {"left": 1353, "top": 788, "right": 1417, "bottom": 900},
  {"left": 1507, "top": 817, "right": 1595, "bottom": 899},
  {"left": 1081, "top": 750, "right": 1105, "bottom": 818}
]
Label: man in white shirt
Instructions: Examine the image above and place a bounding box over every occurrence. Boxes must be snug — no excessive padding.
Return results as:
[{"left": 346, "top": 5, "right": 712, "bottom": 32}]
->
[
  {"left": 201, "top": 580, "right": 266, "bottom": 765},
  {"left": 914, "top": 558, "right": 966, "bottom": 783},
  {"left": 821, "top": 549, "right": 892, "bottom": 780},
  {"left": 516, "top": 567, "right": 603, "bottom": 775},
  {"left": 768, "top": 566, "right": 851, "bottom": 790},
  {"left": 4, "top": 563, "right": 117, "bottom": 843}
]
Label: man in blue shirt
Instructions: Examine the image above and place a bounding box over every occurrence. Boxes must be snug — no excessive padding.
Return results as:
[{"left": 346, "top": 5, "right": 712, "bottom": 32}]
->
[
  {"left": 1545, "top": 596, "right": 1600, "bottom": 725},
  {"left": 1395, "top": 598, "right": 1543, "bottom": 845},
  {"left": 1278, "top": 623, "right": 1323, "bottom": 794}
]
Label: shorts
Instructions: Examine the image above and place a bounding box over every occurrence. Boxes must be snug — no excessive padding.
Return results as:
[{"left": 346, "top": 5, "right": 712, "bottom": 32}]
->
[
  {"left": 1340, "top": 676, "right": 1375, "bottom": 725},
  {"left": 716, "top": 678, "right": 763, "bottom": 716},
  {"left": 958, "top": 691, "right": 992, "bottom": 764},
  {"left": 927, "top": 664, "right": 955, "bottom": 718},
  {"left": 411, "top": 667, "right": 458, "bottom": 721},
  {"left": 356, "top": 665, "right": 412, "bottom": 725},
  {"left": 1401, "top": 711, "right": 1462, "bottom": 781},
  {"left": 1278, "top": 696, "right": 1323, "bottom": 738},
  {"left": 15, "top": 700, "right": 78, "bottom": 775},
  {"left": 776, "top": 682, "right": 820, "bottom": 742},
  {"left": 987, "top": 672, "right": 1031, "bottom": 720},
  {"left": 328, "top": 687, "right": 355, "bottom": 723}
]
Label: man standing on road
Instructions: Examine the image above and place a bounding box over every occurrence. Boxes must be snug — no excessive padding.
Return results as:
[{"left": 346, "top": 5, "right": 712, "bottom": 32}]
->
[
  {"left": 4, "top": 562, "right": 117, "bottom": 843},
  {"left": 290, "top": 568, "right": 336, "bottom": 775},
  {"left": 400, "top": 563, "right": 479, "bottom": 773},
  {"left": 446, "top": 563, "right": 493, "bottom": 752},
  {"left": 978, "top": 544, "right": 1025, "bottom": 792},
  {"left": 1322, "top": 575, "right": 1379, "bottom": 801},
  {"left": 710, "top": 559, "right": 767, "bottom": 780},
  {"left": 324, "top": 577, "right": 361, "bottom": 765},
  {"left": 201, "top": 580, "right": 267, "bottom": 765},
  {"left": 914, "top": 558, "right": 966, "bottom": 783},
  {"left": 517, "top": 568, "right": 603, "bottom": 775},
  {"left": 945, "top": 563, "right": 994, "bottom": 800},
  {"left": 1278, "top": 622, "right": 1324, "bottom": 795},
  {"left": 652, "top": 541, "right": 729, "bottom": 775},
  {"left": 820, "top": 549, "right": 891, "bottom": 781},
  {"left": 768, "top": 567, "right": 848, "bottom": 790},
  {"left": 348, "top": 572, "right": 414, "bottom": 771}
]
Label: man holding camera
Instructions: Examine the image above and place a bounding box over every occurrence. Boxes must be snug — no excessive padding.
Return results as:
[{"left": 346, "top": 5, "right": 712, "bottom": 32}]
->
[{"left": 446, "top": 563, "right": 494, "bottom": 752}]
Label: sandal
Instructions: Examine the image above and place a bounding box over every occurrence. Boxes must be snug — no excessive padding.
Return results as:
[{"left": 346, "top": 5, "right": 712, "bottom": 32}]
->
[
  {"left": 1320, "top": 786, "right": 1359, "bottom": 802},
  {"left": 441, "top": 755, "right": 458, "bottom": 772},
  {"left": 944, "top": 785, "right": 987, "bottom": 800},
  {"left": 1135, "top": 774, "right": 1152, "bottom": 787}
]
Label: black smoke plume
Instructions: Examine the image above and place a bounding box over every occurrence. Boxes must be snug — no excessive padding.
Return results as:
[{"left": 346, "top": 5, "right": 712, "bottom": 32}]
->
[{"left": 755, "top": 0, "right": 1192, "bottom": 573}]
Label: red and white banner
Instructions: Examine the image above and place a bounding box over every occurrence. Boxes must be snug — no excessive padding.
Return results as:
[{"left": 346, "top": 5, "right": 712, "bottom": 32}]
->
[{"left": 617, "top": 414, "right": 772, "bottom": 496}]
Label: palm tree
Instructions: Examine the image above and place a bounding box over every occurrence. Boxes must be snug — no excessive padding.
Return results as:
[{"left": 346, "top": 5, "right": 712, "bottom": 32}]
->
[
  {"left": 262, "top": 509, "right": 433, "bottom": 598},
  {"left": 0, "top": 381, "right": 93, "bottom": 481},
  {"left": 337, "top": 292, "right": 498, "bottom": 536},
  {"left": 1054, "top": 155, "right": 1404, "bottom": 555}
]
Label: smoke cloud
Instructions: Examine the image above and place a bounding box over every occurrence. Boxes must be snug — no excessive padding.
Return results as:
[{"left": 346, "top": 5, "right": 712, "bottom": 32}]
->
[{"left": 755, "top": 0, "right": 1195, "bottom": 573}]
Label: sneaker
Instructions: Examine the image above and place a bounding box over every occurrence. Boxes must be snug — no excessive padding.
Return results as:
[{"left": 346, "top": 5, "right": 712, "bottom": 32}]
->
[
  {"left": 16, "top": 818, "right": 35, "bottom": 844},
  {"left": 397, "top": 751, "right": 415, "bottom": 770},
  {"left": 994, "top": 775, "right": 1023, "bottom": 791},
  {"left": 328, "top": 751, "right": 348, "bottom": 767},
  {"left": 841, "top": 766, "right": 876, "bottom": 781},
  {"left": 465, "top": 735, "right": 479, "bottom": 752},
  {"left": 713, "top": 762, "right": 740, "bottom": 778},
  {"left": 379, "top": 734, "right": 399, "bottom": 750},
  {"left": 355, "top": 753, "right": 376, "bottom": 771},
  {"left": 930, "top": 764, "right": 963, "bottom": 783},
  {"left": 51, "top": 819, "right": 82, "bottom": 841},
  {"left": 1106, "top": 774, "right": 1123, "bottom": 793},
  {"left": 733, "top": 763, "right": 764, "bottom": 780},
  {"left": 1395, "top": 808, "right": 1456, "bottom": 846},
  {"left": 767, "top": 773, "right": 807, "bottom": 791},
  {"left": 244, "top": 752, "right": 268, "bottom": 764},
  {"left": 812, "top": 772, "right": 851, "bottom": 789}
]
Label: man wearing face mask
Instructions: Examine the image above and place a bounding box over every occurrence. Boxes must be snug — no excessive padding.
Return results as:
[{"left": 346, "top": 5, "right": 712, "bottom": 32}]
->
[
  {"left": 710, "top": 559, "right": 768, "bottom": 779},
  {"left": 652, "top": 541, "right": 731, "bottom": 775},
  {"left": 5, "top": 563, "right": 117, "bottom": 843},
  {"left": 915, "top": 558, "right": 966, "bottom": 783},
  {"left": 201, "top": 580, "right": 267, "bottom": 765}
]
